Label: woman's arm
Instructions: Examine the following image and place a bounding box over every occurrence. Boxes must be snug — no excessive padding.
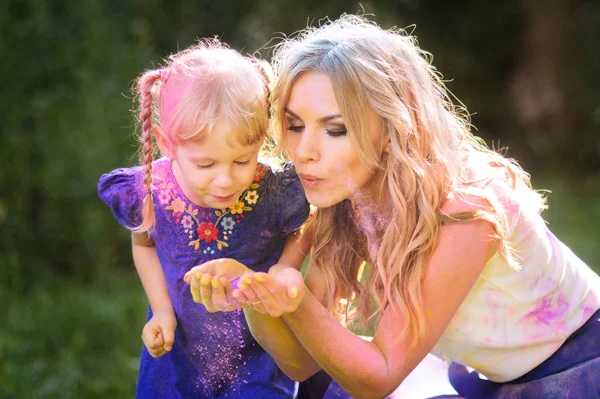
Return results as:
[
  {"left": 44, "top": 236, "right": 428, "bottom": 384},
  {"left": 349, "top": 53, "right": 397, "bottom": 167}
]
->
[
  {"left": 278, "top": 217, "right": 497, "bottom": 398},
  {"left": 242, "top": 248, "right": 327, "bottom": 381},
  {"left": 245, "top": 192, "right": 498, "bottom": 398}
]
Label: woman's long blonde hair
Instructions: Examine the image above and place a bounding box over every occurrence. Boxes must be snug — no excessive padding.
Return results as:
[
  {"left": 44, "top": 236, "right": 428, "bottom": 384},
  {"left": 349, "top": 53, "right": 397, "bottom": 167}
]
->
[{"left": 272, "top": 15, "right": 546, "bottom": 343}]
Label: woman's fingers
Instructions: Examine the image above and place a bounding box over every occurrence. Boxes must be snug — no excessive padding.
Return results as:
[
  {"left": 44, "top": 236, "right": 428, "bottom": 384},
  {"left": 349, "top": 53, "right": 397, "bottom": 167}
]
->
[
  {"left": 243, "top": 273, "right": 285, "bottom": 316},
  {"left": 277, "top": 267, "right": 305, "bottom": 300},
  {"left": 246, "top": 271, "right": 305, "bottom": 316},
  {"left": 236, "top": 277, "right": 259, "bottom": 303}
]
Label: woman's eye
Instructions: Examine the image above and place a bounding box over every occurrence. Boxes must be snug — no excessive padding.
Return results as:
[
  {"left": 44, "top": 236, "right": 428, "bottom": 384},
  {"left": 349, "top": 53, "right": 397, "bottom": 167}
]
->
[
  {"left": 235, "top": 160, "right": 250, "bottom": 165},
  {"left": 326, "top": 129, "right": 347, "bottom": 137},
  {"left": 287, "top": 125, "right": 304, "bottom": 132}
]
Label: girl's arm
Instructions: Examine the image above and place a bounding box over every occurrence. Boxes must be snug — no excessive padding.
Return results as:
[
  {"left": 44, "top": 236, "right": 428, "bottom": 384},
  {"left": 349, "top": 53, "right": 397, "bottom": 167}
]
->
[
  {"left": 132, "top": 232, "right": 176, "bottom": 356},
  {"left": 245, "top": 200, "right": 498, "bottom": 398},
  {"left": 132, "top": 232, "right": 174, "bottom": 313}
]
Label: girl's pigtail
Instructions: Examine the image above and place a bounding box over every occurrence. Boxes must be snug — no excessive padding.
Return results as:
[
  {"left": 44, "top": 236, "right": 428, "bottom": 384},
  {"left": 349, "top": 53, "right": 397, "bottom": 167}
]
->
[
  {"left": 253, "top": 59, "right": 279, "bottom": 160},
  {"left": 254, "top": 59, "right": 274, "bottom": 119},
  {"left": 135, "top": 70, "right": 162, "bottom": 233}
]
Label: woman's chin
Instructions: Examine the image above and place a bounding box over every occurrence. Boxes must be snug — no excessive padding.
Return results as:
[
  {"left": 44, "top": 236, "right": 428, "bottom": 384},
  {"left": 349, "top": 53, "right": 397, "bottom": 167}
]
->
[{"left": 305, "top": 192, "right": 341, "bottom": 209}]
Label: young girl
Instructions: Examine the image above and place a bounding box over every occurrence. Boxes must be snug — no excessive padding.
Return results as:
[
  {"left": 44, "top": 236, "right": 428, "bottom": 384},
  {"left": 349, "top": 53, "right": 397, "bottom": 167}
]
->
[
  {"left": 98, "top": 39, "right": 311, "bottom": 398},
  {"left": 189, "top": 16, "right": 600, "bottom": 398}
]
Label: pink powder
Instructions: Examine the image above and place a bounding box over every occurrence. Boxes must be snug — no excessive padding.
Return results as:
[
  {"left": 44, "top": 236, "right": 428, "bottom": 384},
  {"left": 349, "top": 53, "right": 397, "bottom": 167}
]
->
[{"left": 523, "top": 293, "right": 569, "bottom": 326}]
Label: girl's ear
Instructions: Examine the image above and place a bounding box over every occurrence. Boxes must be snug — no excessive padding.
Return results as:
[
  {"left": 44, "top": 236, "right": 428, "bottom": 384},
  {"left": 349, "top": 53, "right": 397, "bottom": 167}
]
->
[{"left": 154, "top": 126, "right": 174, "bottom": 158}]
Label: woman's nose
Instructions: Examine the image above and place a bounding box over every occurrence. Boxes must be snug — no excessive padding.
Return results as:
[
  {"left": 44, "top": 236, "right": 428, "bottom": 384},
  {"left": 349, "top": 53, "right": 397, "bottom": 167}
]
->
[{"left": 294, "top": 129, "right": 320, "bottom": 163}]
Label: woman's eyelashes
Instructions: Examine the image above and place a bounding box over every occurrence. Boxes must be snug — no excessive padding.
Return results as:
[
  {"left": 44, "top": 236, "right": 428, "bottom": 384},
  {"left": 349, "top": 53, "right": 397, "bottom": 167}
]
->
[
  {"left": 287, "top": 125, "right": 304, "bottom": 132},
  {"left": 326, "top": 128, "right": 347, "bottom": 137},
  {"left": 286, "top": 124, "right": 347, "bottom": 137}
]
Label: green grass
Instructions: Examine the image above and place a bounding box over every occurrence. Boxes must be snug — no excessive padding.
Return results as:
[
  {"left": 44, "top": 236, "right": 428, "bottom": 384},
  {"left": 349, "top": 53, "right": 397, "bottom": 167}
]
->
[{"left": 0, "top": 271, "right": 147, "bottom": 399}]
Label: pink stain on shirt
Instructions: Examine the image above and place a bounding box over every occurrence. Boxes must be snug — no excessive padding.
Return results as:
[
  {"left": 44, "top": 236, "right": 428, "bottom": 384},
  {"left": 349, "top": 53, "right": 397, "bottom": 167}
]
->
[{"left": 523, "top": 293, "right": 569, "bottom": 326}]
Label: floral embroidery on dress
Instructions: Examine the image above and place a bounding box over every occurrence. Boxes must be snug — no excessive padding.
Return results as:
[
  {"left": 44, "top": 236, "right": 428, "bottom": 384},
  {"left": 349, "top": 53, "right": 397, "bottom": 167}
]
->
[{"left": 161, "top": 164, "right": 264, "bottom": 251}]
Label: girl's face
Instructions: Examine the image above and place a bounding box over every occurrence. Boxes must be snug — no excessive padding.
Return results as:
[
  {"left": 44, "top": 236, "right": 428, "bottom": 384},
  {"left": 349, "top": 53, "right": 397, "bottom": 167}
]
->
[
  {"left": 162, "top": 124, "right": 261, "bottom": 209},
  {"left": 284, "top": 71, "right": 387, "bottom": 208}
]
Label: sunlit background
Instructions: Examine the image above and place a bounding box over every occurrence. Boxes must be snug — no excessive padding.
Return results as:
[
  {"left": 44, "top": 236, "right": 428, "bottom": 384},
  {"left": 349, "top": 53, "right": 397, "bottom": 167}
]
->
[{"left": 1, "top": 1, "right": 599, "bottom": 397}]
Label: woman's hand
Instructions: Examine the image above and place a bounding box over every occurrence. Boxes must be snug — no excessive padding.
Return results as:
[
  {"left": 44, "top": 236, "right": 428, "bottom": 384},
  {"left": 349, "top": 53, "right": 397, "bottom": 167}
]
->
[
  {"left": 183, "top": 258, "right": 255, "bottom": 312},
  {"left": 235, "top": 266, "right": 306, "bottom": 317}
]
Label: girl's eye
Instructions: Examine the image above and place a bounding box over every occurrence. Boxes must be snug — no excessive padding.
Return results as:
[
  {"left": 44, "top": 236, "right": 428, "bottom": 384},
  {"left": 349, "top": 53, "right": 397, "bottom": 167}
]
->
[
  {"left": 326, "top": 129, "right": 347, "bottom": 137},
  {"left": 196, "top": 163, "right": 213, "bottom": 169},
  {"left": 287, "top": 125, "right": 304, "bottom": 132}
]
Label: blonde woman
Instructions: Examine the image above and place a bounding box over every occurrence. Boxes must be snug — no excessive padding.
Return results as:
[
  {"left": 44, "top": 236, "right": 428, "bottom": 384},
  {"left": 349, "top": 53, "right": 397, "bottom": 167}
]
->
[{"left": 186, "top": 15, "right": 600, "bottom": 399}]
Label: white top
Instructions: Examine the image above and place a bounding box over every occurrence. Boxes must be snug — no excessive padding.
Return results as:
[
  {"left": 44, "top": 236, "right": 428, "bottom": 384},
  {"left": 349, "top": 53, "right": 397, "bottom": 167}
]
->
[{"left": 431, "top": 180, "right": 600, "bottom": 382}]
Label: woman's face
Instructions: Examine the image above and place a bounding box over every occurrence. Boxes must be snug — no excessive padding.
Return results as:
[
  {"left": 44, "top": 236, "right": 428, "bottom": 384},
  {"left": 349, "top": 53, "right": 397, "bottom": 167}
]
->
[{"left": 284, "top": 71, "right": 387, "bottom": 208}]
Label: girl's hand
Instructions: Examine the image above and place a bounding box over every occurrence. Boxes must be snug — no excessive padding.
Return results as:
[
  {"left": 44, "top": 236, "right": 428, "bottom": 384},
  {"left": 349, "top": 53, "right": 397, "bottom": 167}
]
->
[
  {"left": 183, "top": 258, "right": 254, "bottom": 312},
  {"left": 235, "top": 267, "right": 306, "bottom": 317},
  {"left": 141, "top": 309, "right": 177, "bottom": 358}
]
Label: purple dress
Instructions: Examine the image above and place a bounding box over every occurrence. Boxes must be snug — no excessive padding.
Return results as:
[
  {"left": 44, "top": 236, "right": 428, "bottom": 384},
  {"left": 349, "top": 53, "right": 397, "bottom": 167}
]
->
[{"left": 98, "top": 158, "right": 309, "bottom": 399}]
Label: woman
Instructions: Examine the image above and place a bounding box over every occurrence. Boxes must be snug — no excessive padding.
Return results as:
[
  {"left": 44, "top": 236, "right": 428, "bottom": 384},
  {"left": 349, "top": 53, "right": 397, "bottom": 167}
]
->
[{"left": 187, "top": 15, "right": 600, "bottom": 399}]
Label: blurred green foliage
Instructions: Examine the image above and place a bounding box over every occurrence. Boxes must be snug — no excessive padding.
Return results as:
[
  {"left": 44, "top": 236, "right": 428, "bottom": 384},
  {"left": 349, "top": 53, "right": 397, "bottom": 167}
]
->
[
  {"left": 0, "top": 0, "right": 598, "bottom": 397},
  {"left": 0, "top": 272, "right": 147, "bottom": 398}
]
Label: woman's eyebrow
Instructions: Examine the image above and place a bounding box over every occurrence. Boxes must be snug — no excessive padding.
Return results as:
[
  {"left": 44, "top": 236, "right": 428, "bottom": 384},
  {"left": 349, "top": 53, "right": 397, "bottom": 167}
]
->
[{"left": 285, "top": 107, "right": 343, "bottom": 124}]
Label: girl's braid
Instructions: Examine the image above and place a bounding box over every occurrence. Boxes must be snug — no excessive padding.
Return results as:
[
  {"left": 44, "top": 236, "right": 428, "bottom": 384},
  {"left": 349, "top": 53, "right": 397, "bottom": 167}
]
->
[
  {"left": 254, "top": 60, "right": 273, "bottom": 119},
  {"left": 135, "top": 70, "right": 162, "bottom": 232}
]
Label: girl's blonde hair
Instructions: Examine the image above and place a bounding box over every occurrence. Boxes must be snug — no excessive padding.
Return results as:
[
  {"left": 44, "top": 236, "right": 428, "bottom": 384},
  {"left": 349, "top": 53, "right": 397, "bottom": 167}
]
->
[
  {"left": 272, "top": 15, "right": 546, "bottom": 344},
  {"left": 133, "top": 38, "right": 273, "bottom": 232}
]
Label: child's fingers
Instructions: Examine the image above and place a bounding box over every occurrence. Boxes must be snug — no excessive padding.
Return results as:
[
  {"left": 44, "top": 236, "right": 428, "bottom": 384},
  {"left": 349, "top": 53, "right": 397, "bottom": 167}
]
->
[
  {"left": 199, "top": 273, "right": 217, "bottom": 312},
  {"left": 184, "top": 260, "right": 219, "bottom": 284},
  {"left": 189, "top": 270, "right": 203, "bottom": 303},
  {"left": 142, "top": 326, "right": 161, "bottom": 347},
  {"left": 143, "top": 330, "right": 164, "bottom": 357},
  {"left": 220, "top": 278, "right": 239, "bottom": 310},
  {"left": 161, "top": 326, "right": 175, "bottom": 352},
  {"left": 183, "top": 266, "right": 200, "bottom": 284},
  {"left": 210, "top": 277, "right": 231, "bottom": 310}
]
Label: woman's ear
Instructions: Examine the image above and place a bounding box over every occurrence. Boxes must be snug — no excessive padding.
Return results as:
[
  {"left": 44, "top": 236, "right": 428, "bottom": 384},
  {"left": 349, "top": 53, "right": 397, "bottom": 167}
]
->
[
  {"left": 154, "top": 126, "right": 174, "bottom": 158},
  {"left": 383, "top": 135, "right": 391, "bottom": 153}
]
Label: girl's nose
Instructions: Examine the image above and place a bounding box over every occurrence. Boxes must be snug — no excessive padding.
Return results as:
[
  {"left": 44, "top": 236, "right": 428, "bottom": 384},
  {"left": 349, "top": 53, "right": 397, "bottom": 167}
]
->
[{"left": 213, "top": 167, "right": 234, "bottom": 188}]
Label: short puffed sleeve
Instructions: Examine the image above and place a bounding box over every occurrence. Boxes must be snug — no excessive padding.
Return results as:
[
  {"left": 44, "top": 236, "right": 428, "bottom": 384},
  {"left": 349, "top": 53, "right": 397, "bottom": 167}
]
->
[
  {"left": 98, "top": 167, "right": 145, "bottom": 230},
  {"left": 268, "top": 163, "right": 310, "bottom": 233}
]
